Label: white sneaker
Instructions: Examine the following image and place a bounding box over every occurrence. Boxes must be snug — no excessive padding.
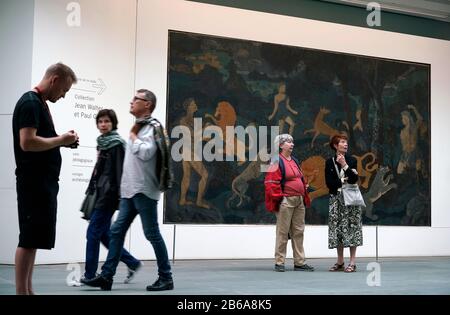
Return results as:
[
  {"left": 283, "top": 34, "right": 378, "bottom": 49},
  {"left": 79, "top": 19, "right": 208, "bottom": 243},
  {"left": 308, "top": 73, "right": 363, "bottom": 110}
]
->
[
  {"left": 124, "top": 262, "right": 143, "bottom": 284},
  {"left": 67, "top": 279, "right": 82, "bottom": 287}
]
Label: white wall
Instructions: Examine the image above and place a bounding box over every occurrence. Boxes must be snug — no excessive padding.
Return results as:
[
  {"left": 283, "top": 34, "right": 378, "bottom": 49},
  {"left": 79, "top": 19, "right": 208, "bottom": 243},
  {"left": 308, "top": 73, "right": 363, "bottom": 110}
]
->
[
  {"left": 0, "top": 0, "right": 35, "bottom": 264},
  {"left": 135, "top": 0, "right": 450, "bottom": 260},
  {"left": 0, "top": 0, "right": 138, "bottom": 264},
  {"left": 0, "top": 0, "right": 449, "bottom": 264},
  {"left": 31, "top": 0, "right": 137, "bottom": 264}
]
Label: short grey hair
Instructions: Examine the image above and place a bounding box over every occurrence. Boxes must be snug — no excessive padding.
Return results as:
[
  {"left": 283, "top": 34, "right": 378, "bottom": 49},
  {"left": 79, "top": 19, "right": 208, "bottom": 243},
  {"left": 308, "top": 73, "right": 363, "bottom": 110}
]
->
[
  {"left": 137, "top": 88, "right": 157, "bottom": 111},
  {"left": 274, "top": 133, "right": 293, "bottom": 148},
  {"left": 44, "top": 62, "right": 77, "bottom": 83}
]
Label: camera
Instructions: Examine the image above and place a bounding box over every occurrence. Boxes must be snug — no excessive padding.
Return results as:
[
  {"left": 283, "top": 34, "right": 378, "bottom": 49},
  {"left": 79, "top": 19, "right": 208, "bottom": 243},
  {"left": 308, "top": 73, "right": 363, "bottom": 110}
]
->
[{"left": 69, "top": 139, "right": 79, "bottom": 149}]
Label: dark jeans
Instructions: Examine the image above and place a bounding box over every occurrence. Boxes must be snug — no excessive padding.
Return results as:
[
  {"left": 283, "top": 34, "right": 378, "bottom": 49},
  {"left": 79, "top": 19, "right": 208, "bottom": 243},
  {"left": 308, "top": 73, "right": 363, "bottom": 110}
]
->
[
  {"left": 101, "top": 194, "right": 172, "bottom": 281},
  {"left": 85, "top": 208, "right": 141, "bottom": 279}
]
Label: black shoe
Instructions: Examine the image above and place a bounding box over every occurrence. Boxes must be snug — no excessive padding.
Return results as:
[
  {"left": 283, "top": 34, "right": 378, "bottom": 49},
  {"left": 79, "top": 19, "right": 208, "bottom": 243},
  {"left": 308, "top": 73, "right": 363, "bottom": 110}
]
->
[
  {"left": 80, "top": 273, "right": 99, "bottom": 286},
  {"left": 294, "top": 263, "right": 315, "bottom": 272},
  {"left": 79, "top": 276, "right": 89, "bottom": 286},
  {"left": 146, "top": 277, "right": 174, "bottom": 291},
  {"left": 274, "top": 264, "right": 285, "bottom": 272},
  {"left": 82, "top": 274, "right": 113, "bottom": 291}
]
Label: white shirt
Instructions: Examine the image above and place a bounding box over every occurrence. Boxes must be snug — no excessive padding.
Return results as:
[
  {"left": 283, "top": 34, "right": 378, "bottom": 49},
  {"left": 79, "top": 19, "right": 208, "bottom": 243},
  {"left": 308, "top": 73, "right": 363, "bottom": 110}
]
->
[{"left": 120, "top": 124, "right": 160, "bottom": 200}]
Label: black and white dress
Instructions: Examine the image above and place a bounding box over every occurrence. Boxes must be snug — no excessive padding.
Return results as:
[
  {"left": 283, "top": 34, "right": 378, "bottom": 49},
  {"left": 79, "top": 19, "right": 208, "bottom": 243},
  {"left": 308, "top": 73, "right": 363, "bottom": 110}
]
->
[{"left": 325, "top": 155, "right": 363, "bottom": 249}]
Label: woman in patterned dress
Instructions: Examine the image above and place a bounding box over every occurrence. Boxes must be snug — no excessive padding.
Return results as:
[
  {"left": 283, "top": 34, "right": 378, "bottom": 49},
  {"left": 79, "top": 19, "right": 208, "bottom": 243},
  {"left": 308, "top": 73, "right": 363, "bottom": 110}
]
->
[{"left": 325, "top": 134, "right": 363, "bottom": 273}]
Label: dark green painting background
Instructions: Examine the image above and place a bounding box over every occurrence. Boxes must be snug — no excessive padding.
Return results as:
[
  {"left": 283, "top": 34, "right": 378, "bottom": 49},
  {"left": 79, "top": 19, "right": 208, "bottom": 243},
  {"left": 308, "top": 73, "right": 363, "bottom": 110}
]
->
[{"left": 164, "top": 30, "right": 430, "bottom": 226}]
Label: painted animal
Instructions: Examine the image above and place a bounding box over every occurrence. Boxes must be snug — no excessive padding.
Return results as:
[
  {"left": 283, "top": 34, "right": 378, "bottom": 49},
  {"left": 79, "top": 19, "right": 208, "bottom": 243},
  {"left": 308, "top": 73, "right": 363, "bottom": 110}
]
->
[
  {"left": 300, "top": 156, "right": 328, "bottom": 201},
  {"left": 304, "top": 107, "right": 347, "bottom": 148},
  {"left": 352, "top": 152, "right": 378, "bottom": 189},
  {"left": 227, "top": 156, "right": 267, "bottom": 208},
  {"left": 205, "top": 101, "right": 237, "bottom": 134},
  {"left": 204, "top": 101, "right": 247, "bottom": 164},
  {"left": 362, "top": 166, "right": 397, "bottom": 220}
]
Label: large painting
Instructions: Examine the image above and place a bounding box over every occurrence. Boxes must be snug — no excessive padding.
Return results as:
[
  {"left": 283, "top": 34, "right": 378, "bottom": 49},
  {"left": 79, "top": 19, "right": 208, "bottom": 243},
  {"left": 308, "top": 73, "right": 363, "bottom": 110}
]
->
[{"left": 164, "top": 30, "right": 431, "bottom": 226}]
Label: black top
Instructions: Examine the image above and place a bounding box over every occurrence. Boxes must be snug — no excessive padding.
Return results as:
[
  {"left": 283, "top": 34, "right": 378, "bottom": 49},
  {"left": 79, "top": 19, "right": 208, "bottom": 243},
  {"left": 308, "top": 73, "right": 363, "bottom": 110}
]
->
[
  {"left": 12, "top": 91, "right": 61, "bottom": 179},
  {"left": 87, "top": 144, "right": 124, "bottom": 211},
  {"left": 325, "top": 154, "right": 358, "bottom": 195}
]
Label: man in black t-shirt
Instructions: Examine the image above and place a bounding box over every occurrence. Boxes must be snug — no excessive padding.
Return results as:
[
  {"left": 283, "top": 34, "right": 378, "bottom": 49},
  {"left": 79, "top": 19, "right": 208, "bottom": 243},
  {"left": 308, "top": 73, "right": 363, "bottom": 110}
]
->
[{"left": 12, "top": 62, "right": 79, "bottom": 295}]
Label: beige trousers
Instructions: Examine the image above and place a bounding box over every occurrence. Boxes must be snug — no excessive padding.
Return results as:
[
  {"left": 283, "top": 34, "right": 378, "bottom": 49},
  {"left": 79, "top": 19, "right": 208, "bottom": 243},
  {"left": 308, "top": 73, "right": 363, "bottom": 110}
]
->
[{"left": 275, "top": 195, "right": 306, "bottom": 266}]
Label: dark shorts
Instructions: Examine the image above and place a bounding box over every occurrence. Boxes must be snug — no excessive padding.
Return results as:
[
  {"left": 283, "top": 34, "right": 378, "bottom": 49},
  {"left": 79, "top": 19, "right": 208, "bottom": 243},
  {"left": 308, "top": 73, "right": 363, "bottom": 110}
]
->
[{"left": 16, "top": 176, "right": 59, "bottom": 249}]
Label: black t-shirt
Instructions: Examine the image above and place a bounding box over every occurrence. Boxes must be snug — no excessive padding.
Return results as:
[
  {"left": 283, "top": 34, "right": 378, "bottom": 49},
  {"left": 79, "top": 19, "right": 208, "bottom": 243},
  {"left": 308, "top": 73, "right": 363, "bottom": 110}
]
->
[{"left": 12, "top": 91, "right": 62, "bottom": 179}]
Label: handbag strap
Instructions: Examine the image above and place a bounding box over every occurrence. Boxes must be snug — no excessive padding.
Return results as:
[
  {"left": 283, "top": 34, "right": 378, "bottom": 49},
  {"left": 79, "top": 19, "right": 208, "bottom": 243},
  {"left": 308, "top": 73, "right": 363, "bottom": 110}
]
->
[{"left": 332, "top": 157, "right": 345, "bottom": 180}]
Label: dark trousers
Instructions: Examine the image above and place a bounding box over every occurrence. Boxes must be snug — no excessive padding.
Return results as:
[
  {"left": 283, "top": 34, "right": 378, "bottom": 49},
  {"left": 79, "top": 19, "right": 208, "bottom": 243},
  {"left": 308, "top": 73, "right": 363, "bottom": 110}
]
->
[
  {"left": 85, "top": 208, "right": 140, "bottom": 279},
  {"left": 101, "top": 194, "right": 172, "bottom": 281},
  {"left": 16, "top": 175, "right": 59, "bottom": 249}
]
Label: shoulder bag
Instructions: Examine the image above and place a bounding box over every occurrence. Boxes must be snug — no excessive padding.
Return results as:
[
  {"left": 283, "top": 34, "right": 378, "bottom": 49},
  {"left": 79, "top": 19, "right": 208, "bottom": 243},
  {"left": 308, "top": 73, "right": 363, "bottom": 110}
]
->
[{"left": 332, "top": 157, "right": 366, "bottom": 207}]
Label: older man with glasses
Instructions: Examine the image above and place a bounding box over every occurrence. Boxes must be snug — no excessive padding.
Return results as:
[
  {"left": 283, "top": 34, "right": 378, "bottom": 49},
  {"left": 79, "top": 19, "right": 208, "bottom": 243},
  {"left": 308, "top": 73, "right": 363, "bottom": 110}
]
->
[{"left": 84, "top": 89, "right": 174, "bottom": 291}]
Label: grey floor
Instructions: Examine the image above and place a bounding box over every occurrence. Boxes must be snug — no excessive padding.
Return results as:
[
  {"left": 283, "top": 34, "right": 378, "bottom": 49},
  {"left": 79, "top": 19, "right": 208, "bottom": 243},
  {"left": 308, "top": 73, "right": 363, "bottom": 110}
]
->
[{"left": 0, "top": 257, "right": 449, "bottom": 295}]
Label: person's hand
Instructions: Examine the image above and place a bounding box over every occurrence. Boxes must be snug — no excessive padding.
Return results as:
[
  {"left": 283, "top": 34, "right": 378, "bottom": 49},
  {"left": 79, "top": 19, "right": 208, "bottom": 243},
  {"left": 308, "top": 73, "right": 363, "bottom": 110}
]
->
[
  {"left": 407, "top": 104, "right": 415, "bottom": 110},
  {"left": 130, "top": 123, "right": 142, "bottom": 141},
  {"left": 130, "top": 123, "right": 142, "bottom": 134},
  {"left": 268, "top": 114, "right": 274, "bottom": 121},
  {"left": 336, "top": 153, "right": 347, "bottom": 168},
  {"left": 292, "top": 110, "right": 298, "bottom": 115},
  {"left": 61, "top": 130, "right": 78, "bottom": 147}
]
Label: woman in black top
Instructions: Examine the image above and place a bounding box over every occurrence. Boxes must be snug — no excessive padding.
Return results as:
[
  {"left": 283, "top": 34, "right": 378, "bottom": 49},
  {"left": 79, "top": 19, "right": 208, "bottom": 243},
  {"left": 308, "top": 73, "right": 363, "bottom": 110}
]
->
[
  {"left": 325, "top": 134, "right": 362, "bottom": 273},
  {"left": 81, "top": 109, "right": 141, "bottom": 283}
]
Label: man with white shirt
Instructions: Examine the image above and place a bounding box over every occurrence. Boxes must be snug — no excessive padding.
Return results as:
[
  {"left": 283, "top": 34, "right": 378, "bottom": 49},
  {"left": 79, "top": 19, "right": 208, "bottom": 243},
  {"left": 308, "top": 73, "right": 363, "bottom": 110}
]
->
[{"left": 84, "top": 89, "right": 173, "bottom": 291}]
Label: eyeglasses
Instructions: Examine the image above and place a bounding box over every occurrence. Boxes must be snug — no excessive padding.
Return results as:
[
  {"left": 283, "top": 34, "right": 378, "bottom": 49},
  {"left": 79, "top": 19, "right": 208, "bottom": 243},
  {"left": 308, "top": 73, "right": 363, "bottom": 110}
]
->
[{"left": 132, "top": 96, "right": 150, "bottom": 103}]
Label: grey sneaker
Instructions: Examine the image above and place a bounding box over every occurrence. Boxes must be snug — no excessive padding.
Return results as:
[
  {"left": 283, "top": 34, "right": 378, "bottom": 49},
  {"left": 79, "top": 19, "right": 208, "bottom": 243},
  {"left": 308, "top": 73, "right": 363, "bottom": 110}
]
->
[
  {"left": 124, "top": 262, "right": 143, "bottom": 284},
  {"left": 294, "top": 263, "right": 315, "bottom": 272},
  {"left": 274, "top": 264, "right": 285, "bottom": 272}
]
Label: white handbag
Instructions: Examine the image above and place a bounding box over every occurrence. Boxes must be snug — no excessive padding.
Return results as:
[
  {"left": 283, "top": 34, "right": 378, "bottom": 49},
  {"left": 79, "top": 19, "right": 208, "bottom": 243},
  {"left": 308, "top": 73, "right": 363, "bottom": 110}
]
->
[
  {"left": 333, "top": 158, "right": 366, "bottom": 207},
  {"left": 341, "top": 183, "right": 366, "bottom": 207}
]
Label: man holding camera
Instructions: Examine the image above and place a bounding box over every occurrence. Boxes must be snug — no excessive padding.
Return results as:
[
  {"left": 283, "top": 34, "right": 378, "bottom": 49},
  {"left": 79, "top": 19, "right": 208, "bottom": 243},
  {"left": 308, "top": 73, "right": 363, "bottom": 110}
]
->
[{"left": 12, "top": 62, "right": 79, "bottom": 295}]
